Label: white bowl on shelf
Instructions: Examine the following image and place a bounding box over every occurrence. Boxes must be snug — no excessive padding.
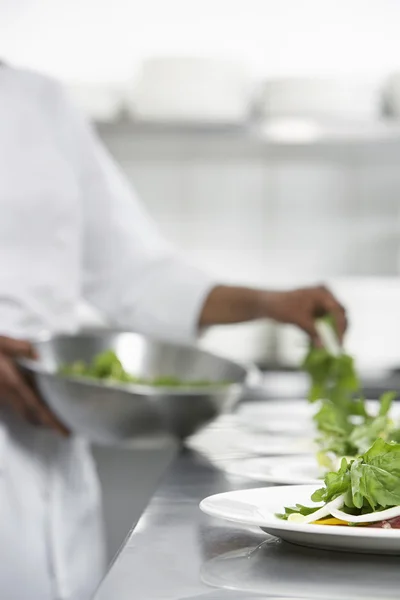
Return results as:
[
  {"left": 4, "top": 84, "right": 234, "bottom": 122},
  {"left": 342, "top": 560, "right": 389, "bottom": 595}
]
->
[
  {"left": 257, "top": 77, "right": 381, "bottom": 122},
  {"left": 67, "top": 83, "right": 124, "bottom": 122},
  {"left": 127, "top": 57, "right": 254, "bottom": 125}
]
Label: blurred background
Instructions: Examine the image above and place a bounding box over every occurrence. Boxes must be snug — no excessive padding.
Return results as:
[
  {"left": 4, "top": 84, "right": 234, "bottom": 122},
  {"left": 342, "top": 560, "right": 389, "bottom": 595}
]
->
[
  {"left": 3, "top": 0, "right": 400, "bottom": 370},
  {"left": 4, "top": 0, "right": 400, "bottom": 560}
]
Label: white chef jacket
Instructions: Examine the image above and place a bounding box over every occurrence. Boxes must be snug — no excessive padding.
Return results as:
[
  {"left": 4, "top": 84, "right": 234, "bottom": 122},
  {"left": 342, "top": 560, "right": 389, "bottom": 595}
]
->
[{"left": 0, "top": 66, "right": 215, "bottom": 600}]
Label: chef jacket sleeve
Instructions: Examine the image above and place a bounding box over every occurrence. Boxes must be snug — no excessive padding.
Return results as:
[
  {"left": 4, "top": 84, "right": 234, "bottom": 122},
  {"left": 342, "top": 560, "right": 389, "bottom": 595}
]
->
[{"left": 59, "top": 89, "right": 216, "bottom": 343}]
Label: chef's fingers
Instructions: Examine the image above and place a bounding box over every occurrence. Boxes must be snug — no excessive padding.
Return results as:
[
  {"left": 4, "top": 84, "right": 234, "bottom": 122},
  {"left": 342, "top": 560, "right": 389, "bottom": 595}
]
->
[
  {"left": 3, "top": 389, "right": 27, "bottom": 421},
  {"left": 307, "top": 323, "right": 322, "bottom": 348},
  {"left": 315, "top": 286, "right": 347, "bottom": 342},
  {"left": 16, "top": 381, "right": 69, "bottom": 436},
  {"left": 0, "top": 356, "right": 68, "bottom": 436},
  {"left": 0, "top": 336, "right": 37, "bottom": 359},
  {"left": 21, "top": 370, "right": 70, "bottom": 436}
]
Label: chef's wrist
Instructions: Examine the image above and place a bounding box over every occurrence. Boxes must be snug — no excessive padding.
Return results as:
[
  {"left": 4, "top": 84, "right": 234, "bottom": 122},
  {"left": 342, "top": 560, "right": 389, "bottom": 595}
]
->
[
  {"left": 199, "top": 285, "right": 265, "bottom": 326},
  {"left": 253, "top": 290, "right": 283, "bottom": 321}
]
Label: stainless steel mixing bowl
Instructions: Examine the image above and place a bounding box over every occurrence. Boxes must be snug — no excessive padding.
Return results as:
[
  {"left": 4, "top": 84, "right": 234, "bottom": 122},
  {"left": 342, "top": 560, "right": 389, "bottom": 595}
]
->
[{"left": 18, "top": 331, "right": 249, "bottom": 444}]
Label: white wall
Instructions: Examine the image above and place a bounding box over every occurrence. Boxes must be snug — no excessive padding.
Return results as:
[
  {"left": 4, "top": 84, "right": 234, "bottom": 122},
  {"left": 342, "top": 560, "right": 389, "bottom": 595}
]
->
[
  {"left": 100, "top": 128, "right": 400, "bottom": 284},
  {"left": 2, "top": 0, "right": 400, "bottom": 83},
  {"left": 4, "top": 0, "right": 400, "bottom": 364},
  {"left": 97, "top": 127, "right": 400, "bottom": 365}
]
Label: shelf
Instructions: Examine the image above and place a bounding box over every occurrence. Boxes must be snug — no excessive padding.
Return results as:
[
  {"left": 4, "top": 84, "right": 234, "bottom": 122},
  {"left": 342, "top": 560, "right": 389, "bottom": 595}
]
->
[{"left": 96, "top": 118, "right": 400, "bottom": 163}]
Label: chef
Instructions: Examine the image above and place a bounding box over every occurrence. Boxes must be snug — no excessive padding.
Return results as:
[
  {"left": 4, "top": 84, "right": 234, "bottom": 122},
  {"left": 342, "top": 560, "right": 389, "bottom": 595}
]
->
[{"left": 0, "top": 64, "right": 346, "bottom": 600}]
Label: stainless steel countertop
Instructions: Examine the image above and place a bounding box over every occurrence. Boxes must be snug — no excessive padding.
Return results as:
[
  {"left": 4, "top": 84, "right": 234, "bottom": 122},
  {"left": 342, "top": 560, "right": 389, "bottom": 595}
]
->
[{"left": 94, "top": 409, "right": 400, "bottom": 600}]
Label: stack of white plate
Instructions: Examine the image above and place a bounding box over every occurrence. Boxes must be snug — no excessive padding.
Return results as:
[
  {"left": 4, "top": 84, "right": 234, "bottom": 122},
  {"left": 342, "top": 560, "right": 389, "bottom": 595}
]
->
[
  {"left": 258, "top": 77, "right": 381, "bottom": 122},
  {"left": 128, "top": 57, "right": 253, "bottom": 124},
  {"left": 67, "top": 83, "right": 125, "bottom": 123}
]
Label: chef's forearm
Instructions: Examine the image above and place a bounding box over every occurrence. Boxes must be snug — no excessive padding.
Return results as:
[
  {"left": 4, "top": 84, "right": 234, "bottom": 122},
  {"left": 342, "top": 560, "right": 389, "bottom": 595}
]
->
[
  {"left": 199, "top": 285, "right": 265, "bottom": 326},
  {"left": 198, "top": 284, "right": 347, "bottom": 343}
]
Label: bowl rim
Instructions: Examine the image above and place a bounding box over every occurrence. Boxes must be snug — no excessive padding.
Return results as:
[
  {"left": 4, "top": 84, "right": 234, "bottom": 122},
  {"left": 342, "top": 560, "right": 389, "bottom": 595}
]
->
[{"left": 18, "top": 330, "right": 250, "bottom": 397}]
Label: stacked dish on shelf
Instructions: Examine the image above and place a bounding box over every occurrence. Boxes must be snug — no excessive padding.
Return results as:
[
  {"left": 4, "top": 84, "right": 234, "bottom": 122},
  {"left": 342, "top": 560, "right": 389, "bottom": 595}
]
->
[
  {"left": 67, "top": 82, "right": 126, "bottom": 123},
  {"left": 68, "top": 59, "right": 400, "bottom": 144},
  {"left": 126, "top": 57, "right": 254, "bottom": 125},
  {"left": 256, "top": 77, "right": 385, "bottom": 142},
  {"left": 258, "top": 78, "right": 380, "bottom": 122}
]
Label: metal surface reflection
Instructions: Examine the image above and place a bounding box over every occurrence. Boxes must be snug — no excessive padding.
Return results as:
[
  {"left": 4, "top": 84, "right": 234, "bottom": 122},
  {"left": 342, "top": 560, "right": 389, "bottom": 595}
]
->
[
  {"left": 180, "top": 594, "right": 319, "bottom": 600},
  {"left": 201, "top": 538, "right": 400, "bottom": 599},
  {"left": 95, "top": 412, "right": 400, "bottom": 600}
]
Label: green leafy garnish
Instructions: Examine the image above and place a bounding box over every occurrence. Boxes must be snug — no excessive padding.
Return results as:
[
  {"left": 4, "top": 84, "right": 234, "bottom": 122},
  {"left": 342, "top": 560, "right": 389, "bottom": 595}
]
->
[
  {"left": 59, "top": 351, "right": 141, "bottom": 383},
  {"left": 277, "top": 504, "right": 321, "bottom": 521},
  {"left": 302, "top": 348, "right": 359, "bottom": 406},
  {"left": 311, "top": 457, "right": 351, "bottom": 503},
  {"left": 278, "top": 439, "right": 400, "bottom": 521},
  {"left": 59, "top": 350, "right": 230, "bottom": 388},
  {"left": 378, "top": 391, "right": 397, "bottom": 417},
  {"left": 352, "top": 438, "right": 400, "bottom": 510},
  {"left": 302, "top": 314, "right": 398, "bottom": 459}
]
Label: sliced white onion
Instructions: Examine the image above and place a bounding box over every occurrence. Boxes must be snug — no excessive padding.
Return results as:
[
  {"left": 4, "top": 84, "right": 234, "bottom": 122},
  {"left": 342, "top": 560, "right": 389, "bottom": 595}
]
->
[
  {"left": 330, "top": 504, "right": 400, "bottom": 523},
  {"left": 288, "top": 494, "right": 345, "bottom": 524}
]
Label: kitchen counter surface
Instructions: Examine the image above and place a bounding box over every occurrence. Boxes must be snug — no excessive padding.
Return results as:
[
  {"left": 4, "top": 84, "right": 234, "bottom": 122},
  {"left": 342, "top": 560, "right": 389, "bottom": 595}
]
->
[{"left": 94, "top": 408, "right": 400, "bottom": 600}]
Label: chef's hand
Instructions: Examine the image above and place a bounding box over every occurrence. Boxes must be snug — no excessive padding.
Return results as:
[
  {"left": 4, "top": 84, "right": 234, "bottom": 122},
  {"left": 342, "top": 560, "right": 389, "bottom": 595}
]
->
[
  {"left": 200, "top": 284, "right": 346, "bottom": 344},
  {"left": 259, "top": 286, "right": 347, "bottom": 345},
  {"left": 0, "top": 336, "right": 69, "bottom": 435}
]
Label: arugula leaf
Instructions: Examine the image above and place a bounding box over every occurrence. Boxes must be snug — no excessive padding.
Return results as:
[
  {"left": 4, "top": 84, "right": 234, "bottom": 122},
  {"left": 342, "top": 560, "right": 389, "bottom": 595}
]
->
[
  {"left": 348, "top": 397, "right": 369, "bottom": 418},
  {"left": 278, "top": 438, "right": 400, "bottom": 520},
  {"left": 314, "top": 394, "right": 397, "bottom": 459},
  {"left": 379, "top": 391, "right": 397, "bottom": 417},
  {"left": 332, "top": 354, "right": 360, "bottom": 397},
  {"left": 91, "top": 350, "right": 124, "bottom": 378},
  {"left": 350, "top": 439, "right": 400, "bottom": 510},
  {"left": 348, "top": 414, "right": 393, "bottom": 456},
  {"left": 302, "top": 313, "right": 399, "bottom": 461},
  {"left": 313, "top": 400, "right": 357, "bottom": 456},
  {"left": 59, "top": 350, "right": 231, "bottom": 388},
  {"left": 311, "top": 457, "right": 351, "bottom": 503},
  {"left": 314, "top": 439, "right": 400, "bottom": 513},
  {"left": 302, "top": 347, "right": 334, "bottom": 403},
  {"left": 389, "top": 428, "right": 400, "bottom": 443},
  {"left": 276, "top": 504, "right": 321, "bottom": 520},
  {"left": 314, "top": 400, "right": 352, "bottom": 437},
  {"left": 363, "top": 438, "right": 400, "bottom": 466},
  {"left": 302, "top": 346, "right": 359, "bottom": 406},
  {"left": 278, "top": 434, "right": 400, "bottom": 522}
]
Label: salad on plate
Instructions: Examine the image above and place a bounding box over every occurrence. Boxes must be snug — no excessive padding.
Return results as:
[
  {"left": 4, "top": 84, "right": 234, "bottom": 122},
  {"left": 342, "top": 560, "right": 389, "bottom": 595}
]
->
[{"left": 277, "top": 437, "right": 400, "bottom": 528}]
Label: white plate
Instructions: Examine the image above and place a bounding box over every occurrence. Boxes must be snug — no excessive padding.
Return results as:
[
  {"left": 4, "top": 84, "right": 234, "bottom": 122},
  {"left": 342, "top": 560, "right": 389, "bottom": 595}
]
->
[
  {"left": 235, "top": 432, "right": 316, "bottom": 456},
  {"left": 238, "top": 400, "right": 313, "bottom": 420},
  {"left": 200, "top": 485, "right": 400, "bottom": 554},
  {"left": 237, "top": 403, "right": 315, "bottom": 435},
  {"left": 239, "top": 415, "right": 315, "bottom": 435},
  {"left": 239, "top": 399, "right": 400, "bottom": 420},
  {"left": 224, "top": 455, "right": 321, "bottom": 485}
]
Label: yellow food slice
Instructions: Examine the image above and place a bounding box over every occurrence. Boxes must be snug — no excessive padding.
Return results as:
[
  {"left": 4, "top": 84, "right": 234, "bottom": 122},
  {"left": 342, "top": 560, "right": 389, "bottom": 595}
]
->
[{"left": 312, "top": 517, "right": 350, "bottom": 526}]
